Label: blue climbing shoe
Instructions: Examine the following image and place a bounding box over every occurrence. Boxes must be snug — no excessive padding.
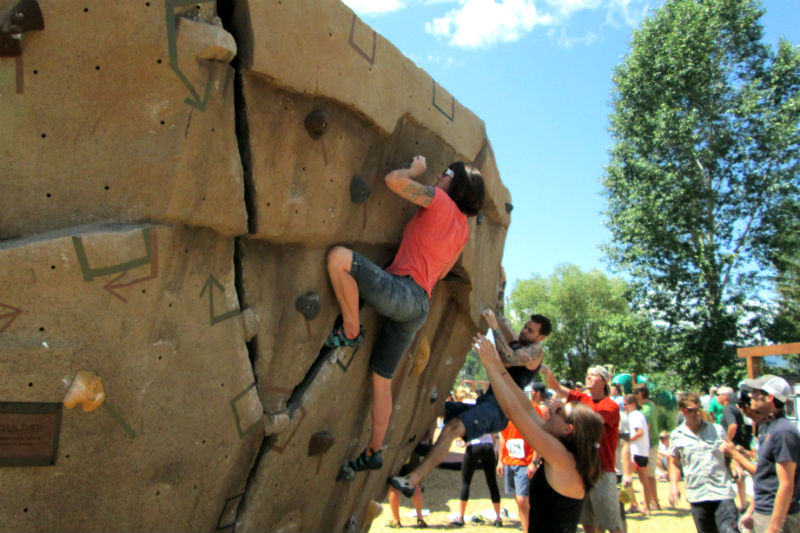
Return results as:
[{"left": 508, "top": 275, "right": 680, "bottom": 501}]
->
[{"left": 325, "top": 325, "right": 364, "bottom": 349}]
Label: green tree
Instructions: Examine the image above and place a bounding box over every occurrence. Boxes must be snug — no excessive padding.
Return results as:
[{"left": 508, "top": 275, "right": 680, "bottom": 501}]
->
[
  {"left": 507, "top": 264, "right": 670, "bottom": 382},
  {"left": 603, "top": 0, "right": 800, "bottom": 387}
]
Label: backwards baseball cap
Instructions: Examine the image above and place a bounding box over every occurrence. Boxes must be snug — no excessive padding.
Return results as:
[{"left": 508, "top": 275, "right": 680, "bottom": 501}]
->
[
  {"left": 587, "top": 366, "right": 610, "bottom": 382},
  {"left": 741, "top": 375, "right": 791, "bottom": 403}
]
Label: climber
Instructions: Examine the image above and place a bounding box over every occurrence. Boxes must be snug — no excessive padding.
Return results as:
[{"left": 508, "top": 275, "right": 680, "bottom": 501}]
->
[
  {"left": 326, "top": 154, "right": 485, "bottom": 472},
  {"left": 389, "top": 308, "right": 551, "bottom": 497}
]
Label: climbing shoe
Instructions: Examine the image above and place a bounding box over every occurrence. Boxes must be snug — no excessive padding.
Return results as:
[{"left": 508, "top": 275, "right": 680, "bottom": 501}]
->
[
  {"left": 416, "top": 517, "right": 428, "bottom": 528},
  {"left": 349, "top": 448, "right": 382, "bottom": 471},
  {"left": 389, "top": 475, "right": 416, "bottom": 498},
  {"left": 325, "top": 325, "right": 365, "bottom": 349}
]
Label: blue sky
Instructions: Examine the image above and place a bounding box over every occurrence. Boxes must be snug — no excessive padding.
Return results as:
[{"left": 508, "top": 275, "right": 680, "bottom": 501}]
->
[{"left": 341, "top": 0, "right": 800, "bottom": 291}]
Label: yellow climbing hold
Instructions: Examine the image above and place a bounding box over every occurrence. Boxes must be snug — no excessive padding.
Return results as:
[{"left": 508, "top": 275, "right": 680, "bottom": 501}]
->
[
  {"left": 63, "top": 370, "right": 106, "bottom": 412},
  {"left": 412, "top": 336, "right": 430, "bottom": 376}
]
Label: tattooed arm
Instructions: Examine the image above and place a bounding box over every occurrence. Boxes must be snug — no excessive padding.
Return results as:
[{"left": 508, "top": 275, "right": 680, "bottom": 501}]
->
[
  {"left": 482, "top": 309, "right": 543, "bottom": 368},
  {"left": 384, "top": 155, "right": 434, "bottom": 207}
]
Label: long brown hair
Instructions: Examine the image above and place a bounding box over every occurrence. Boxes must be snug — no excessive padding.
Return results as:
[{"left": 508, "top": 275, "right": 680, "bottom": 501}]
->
[{"left": 560, "top": 403, "right": 604, "bottom": 490}]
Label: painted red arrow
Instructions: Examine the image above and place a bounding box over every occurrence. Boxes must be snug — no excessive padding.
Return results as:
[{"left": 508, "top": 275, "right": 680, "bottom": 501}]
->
[
  {"left": 103, "top": 230, "right": 159, "bottom": 303},
  {"left": 0, "top": 302, "right": 23, "bottom": 333}
]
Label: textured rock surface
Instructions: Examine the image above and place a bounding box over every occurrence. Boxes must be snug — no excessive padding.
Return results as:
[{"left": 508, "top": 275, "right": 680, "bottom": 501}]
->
[{"left": 0, "top": 0, "right": 510, "bottom": 531}]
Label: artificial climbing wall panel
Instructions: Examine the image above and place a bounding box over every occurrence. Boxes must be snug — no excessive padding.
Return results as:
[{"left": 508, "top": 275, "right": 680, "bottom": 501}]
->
[{"left": 0, "top": 0, "right": 511, "bottom": 531}]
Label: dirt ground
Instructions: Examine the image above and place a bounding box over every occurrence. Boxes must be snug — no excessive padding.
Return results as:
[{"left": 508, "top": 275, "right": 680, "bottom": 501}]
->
[{"left": 369, "top": 467, "right": 698, "bottom": 533}]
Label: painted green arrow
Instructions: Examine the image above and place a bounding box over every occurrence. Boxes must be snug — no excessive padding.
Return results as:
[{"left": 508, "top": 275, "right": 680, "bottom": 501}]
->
[
  {"left": 165, "top": 0, "right": 214, "bottom": 110},
  {"left": 200, "top": 274, "right": 240, "bottom": 326}
]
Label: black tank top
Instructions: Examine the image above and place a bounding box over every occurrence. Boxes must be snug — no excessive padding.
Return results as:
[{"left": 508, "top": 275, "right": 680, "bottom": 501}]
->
[
  {"left": 486, "top": 343, "right": 540, "bottom": 397},
  {"left": 528, "top": 464, "right": 584, "bottom": 533}
]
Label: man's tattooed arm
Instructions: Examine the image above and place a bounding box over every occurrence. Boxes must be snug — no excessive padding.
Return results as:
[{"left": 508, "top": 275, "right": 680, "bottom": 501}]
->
[{"left": 491, "top": 331, "right": 543, "bottom": 367}]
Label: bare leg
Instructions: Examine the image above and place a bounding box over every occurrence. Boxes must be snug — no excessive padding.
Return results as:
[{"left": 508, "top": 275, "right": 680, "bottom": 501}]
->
[
  {"left": 458, "top": 500, "right": 467, "bottom": 522},
  {"left": 326, "top": 246, "right": 361, "bottom": 339},
  {"left": 412, "top": 487, "right": 424, "bottom": 521},
  {"left": 388, "top": 487, "right": 401, "bottom": 525},
  {"left": 368, "top": 372, "right": 392, "bottom": 453},
  {"left": 406, "top": 418, "right": 466, "bottom": 487},
  {"left": 648, "top": 474, "right": 661, "bottom": 509},
  {"left": 637, "top": 468, "right": 652, "bottom": 514},
  {"left": 515, "top": 495, "right": 529, "bottom": 533}
]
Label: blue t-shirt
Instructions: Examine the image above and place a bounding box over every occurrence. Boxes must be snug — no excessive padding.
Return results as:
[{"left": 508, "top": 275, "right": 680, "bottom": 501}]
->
[{"left": 753, "top": 416, "right": 800, "bottom": 515}]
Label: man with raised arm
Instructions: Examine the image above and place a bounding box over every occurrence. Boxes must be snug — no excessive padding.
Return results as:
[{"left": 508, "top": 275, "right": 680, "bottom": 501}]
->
[{"left": 388, "top": 300, "right": 551, "bottom": 498}]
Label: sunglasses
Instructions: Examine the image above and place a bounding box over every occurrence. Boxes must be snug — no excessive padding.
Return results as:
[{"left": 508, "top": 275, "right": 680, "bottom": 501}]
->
[
  {"left": 442, "top": 168, "right": 454, "bottom": 178},
  {"left": 682, "top": 407, "right": 699, "bottom": 413}
]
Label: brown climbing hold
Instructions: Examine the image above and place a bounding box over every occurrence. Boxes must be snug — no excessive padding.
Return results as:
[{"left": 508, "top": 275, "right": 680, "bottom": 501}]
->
[
  {"left": 63, "top": 370, "right": 105, "bottom": 412},
  {"left": 412, "top": 336, "right": 430, "bottom": 376},
  {"left": 308, "top": 430, "right": 335, "bottom": 457},
  {"left": 304, "top": 109, "right": 329, "bottom": 140}
]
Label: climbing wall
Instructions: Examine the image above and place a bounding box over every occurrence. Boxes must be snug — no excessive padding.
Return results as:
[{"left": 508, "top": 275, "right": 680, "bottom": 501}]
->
[{"left": 0, "top": 0, "right": 511, "bottom": 531}]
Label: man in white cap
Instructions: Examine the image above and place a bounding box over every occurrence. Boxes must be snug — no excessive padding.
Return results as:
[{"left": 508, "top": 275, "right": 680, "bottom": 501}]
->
[
  {"left": 722, "top": 375, "right": 799, "bottom": 533},
  {"left": 542, "top": 364, "right": 623, "bottom": 533}
]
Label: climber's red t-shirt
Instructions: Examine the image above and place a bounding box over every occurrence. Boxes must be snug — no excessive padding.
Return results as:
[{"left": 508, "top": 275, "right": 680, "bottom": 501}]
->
[
  {"left": 386, "top": 187, "right": 468, "bottom": 297},
  {"left": 567, "top": 389, "right": 620, "bottom": 473}
]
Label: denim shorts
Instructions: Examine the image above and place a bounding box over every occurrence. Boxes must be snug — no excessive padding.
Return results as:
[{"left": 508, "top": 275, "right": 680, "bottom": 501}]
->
[
  {"left": 504, "top": 464, "right": 531, "bottom": 497},
  {"left": 444, "top": 395, "right": 508, "bottom": 442},
  {"left": 350, "top": 252, "right": 429, "bottom": 379}
]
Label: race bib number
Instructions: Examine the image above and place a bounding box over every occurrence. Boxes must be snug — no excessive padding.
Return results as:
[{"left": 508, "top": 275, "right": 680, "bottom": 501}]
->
[{"left": 506, "top": 438, "right": 526, "bottom": 459}]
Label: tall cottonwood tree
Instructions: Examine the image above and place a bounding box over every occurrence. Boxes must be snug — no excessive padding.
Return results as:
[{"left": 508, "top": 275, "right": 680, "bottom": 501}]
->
[{"left": 603, "top": 0, "right": 800, "bottom": 385}]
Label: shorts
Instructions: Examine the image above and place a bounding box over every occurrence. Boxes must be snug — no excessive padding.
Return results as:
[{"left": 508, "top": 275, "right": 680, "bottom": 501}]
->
[
  {"left": 444, "top": 395, "right": 508, "bottom": 442},
  {"left": 504, "top": 464, "right": 530, "bottom": 497},
  {"left": 581, "top": 472, "right": 624, "bottom": 531},
  {"left": 349, "top": 251, "right": 429, "bottom": 379},
  {"left": 755, "top": 510, "right": 800, "bottom": 533},
  {"left": 633, "top": 455, "right": 649, "bottom": 469},
  {"left": 647, "top": 446, "right": 658, "bottom": 476}
]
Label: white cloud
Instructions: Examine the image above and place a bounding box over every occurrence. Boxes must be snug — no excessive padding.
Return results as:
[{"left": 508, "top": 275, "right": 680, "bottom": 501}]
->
[
  {"left": 340, "top": 0, "right": 407, "bottom": 15},
  {"left": 424, "top": 0, "right": 554, "bottom": 49}
]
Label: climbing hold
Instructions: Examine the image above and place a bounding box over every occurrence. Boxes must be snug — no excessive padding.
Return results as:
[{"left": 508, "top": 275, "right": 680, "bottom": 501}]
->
[
  {"left": 263, "top": 410, "right": 292, "bottom": 436},
  {"left": 304, "top": 109, "right": 330, "bottom": 140},
  {"left": 350, "top": 175, "right": 371, "bottom": 204},
  {"left": 336, "top": 464, "right": 355, "bottom": 481},
  {"left": 63, "top": 370, "right": 105, "bottom": 412},
  {"left": 295, "top": 291, "right": 321, "bottom": 321},
  {"left": 412, "top": 337, "right": 430, "bottom": 376},
  {"left": 429, "top": 386, "right": 439, "bottom": 404},
  {"left": 0, "top": 0, "right": 45, "bottom": 57},
  {"left": 363, "top": 501, "right": 383, "bottom": 531},
  {"left": 476, "top": 213, "right": 484, "bottom": 225},
  {"left": 308, "top": 430, "right": 335, "bottom": 457},
  {"left": 505, "top": 202, "right": 513, "bottom": 213}
]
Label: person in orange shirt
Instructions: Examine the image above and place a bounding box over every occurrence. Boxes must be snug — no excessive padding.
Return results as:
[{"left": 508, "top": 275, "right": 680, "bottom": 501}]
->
[{"left": 497, "top": 383, "right": 550, "bottom": 533}]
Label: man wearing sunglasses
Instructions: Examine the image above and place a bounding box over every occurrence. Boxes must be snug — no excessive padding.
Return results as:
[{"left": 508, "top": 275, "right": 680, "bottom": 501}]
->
[{"left": 667, "top": 392, "right": 739, "bottom": 533}]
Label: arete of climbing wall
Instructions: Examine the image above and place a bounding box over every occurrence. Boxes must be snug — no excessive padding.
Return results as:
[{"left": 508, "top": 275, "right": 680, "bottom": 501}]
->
[{"left": 0, "top": 0, "right": 510, "bottom": 531}]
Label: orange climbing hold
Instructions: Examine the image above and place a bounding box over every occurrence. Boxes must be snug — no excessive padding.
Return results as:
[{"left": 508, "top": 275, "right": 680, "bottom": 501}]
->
[
  {"left": 63, "top": 370, "right": 106, "bottom": 412},
  {"left": 412, "top": 336, "right": 430, "bottom": 376}
]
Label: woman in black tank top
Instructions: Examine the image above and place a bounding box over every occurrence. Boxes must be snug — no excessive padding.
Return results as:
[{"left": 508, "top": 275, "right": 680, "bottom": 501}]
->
[{"left": 474, "top": 334, "right": 604, "bottom": 533}]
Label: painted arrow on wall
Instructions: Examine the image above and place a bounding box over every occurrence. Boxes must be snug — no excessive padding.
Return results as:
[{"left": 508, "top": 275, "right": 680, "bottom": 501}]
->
[
  {"left": 200, "top": 274, "right": 240, "bottom": 326},
  {"left": 0, "top": 302, "right": 23, "bottom": 333},
  {"left": 165, "top": 0, "right": 214, "bottom": 110}
]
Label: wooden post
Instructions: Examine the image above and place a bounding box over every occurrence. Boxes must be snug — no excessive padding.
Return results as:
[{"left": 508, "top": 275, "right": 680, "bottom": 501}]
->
[{"left": 737, "top": 342, "right": 800, "bottom": 378}]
